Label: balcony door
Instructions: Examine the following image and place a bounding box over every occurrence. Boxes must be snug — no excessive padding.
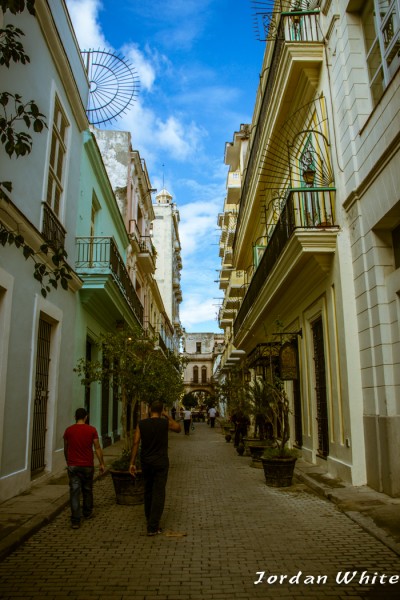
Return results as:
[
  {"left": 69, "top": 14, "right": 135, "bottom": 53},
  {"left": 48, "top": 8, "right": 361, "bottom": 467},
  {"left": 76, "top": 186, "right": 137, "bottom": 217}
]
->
[{"left": 31, "top": 318, "right": 52, "bottom": 474}]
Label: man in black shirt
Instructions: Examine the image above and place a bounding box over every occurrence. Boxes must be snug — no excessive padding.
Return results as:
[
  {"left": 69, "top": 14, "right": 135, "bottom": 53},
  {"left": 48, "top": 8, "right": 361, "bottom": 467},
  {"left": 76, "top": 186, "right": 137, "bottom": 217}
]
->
[{"left": 129, "top": 401, "right": 181, "bottom": 535}]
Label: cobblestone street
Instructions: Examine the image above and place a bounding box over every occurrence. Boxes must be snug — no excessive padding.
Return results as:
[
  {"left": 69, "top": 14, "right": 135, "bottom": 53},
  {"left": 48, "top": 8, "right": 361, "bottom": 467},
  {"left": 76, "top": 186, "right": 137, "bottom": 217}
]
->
[{"left": 0, "top": 423, "right": 399, "bottom": 600}]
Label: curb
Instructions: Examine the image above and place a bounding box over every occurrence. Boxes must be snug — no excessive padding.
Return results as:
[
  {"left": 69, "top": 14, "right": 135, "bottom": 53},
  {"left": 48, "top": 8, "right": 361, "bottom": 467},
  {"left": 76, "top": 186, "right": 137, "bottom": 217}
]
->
[
  {"left": 294, "top": 468, "right": 400, "bottom": 558},
  {"left": 0, "top": 491, "right": 70, "bottom": 562},
  {"left": 0, "top": 471, "right": 107, "bottom": 562}
]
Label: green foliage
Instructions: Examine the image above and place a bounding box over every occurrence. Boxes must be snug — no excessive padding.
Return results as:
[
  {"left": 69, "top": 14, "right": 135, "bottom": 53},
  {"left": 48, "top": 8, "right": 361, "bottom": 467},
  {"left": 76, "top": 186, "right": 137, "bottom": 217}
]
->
[
  {"left": 0, "top": 222, "right": 72, "bottom": 297},
  {"left": 259, "top": 377, "right": 292, "bottom": 456},
  {"left": 0, "top": 0, "right": 35, "bottom": 15},
  {"left": 75, "top": 328, "right": 185, "bottom": 449},
  {"left": 0, "top": 25, "right": 30, "bottom": 67},
  {"left": 262, "top": 446, "right": 298, "bottom": 460},
  {"left": 182, "top": 392, "right": 197, "bottom": 409},
  {"left": 0, "top": 93, "right": 46, "bottom": 158},
  {"left": 215, "top": 367, "right": 250, "bottom": 418}
]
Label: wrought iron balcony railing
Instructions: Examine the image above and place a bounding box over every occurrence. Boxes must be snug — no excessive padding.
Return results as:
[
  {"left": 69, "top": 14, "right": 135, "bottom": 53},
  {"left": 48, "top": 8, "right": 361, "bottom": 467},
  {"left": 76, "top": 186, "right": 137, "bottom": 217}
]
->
[
  {"left": 76, "top": 236, "right": 144, "bottom": 324},
  {"left": 235, "top": 9, "right": 322, "bottom": 250},
  {"left": 234, "top": 188, "right": 336, "bottom": 337},
  {"left": 42, "top": 202, "right": 66, "bottom": 250}
]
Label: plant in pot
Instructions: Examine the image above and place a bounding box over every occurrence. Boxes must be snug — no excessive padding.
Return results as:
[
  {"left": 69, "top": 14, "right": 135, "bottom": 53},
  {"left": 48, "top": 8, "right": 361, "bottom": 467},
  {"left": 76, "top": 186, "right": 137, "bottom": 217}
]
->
[
  {"left": 75, "top": 327, "right": 185, "bottom": 504},
  {"left": 260, "top": 377, "right": 298, "bottom": 487},
  {"left": 246, "top": 377, "right": 275, "bottom": 466},
  {"left": 215, "top": 367, "right": 251, "bottom": 448}
]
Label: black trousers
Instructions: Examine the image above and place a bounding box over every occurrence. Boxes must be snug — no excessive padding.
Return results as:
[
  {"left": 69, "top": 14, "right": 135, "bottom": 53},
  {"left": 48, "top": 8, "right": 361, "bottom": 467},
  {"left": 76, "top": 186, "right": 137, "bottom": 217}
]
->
[
  {"left": 184, "top": 419, "right": 191, "bottom": 435},
  {"left": 142, "top": 463, "right": 169, "bottom": 533}
]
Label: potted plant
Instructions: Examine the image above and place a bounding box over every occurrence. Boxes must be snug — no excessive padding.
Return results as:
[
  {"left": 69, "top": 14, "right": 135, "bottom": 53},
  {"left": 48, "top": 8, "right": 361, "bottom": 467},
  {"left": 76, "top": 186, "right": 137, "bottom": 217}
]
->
[
  {"left": 246, "top": 377, "right": 274, "bottom": 466},
  {"left": 75, "top": 327, "right": 185, "bottom": 503},
  {"left": 260, "top": 378, "right": 298, "bottom": 487}
]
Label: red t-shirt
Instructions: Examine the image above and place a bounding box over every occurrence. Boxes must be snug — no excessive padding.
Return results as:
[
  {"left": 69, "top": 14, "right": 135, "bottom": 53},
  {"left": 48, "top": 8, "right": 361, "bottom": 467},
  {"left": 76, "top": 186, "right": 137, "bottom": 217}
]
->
[{"left": 63, "top": 424, "right": 99, "bottom": 466}]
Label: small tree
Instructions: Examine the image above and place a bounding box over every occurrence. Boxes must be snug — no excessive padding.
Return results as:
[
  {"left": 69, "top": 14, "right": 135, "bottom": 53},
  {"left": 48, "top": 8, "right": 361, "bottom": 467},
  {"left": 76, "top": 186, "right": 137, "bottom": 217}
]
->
[
  {"left": 263, "top": 377, "right": 292, "bottom": 456},
  {"left": 215, "top": 367, "right": 250, "bottom": 420},
  {"left": 75, "top": 327, "right": 185, "bottom": 450}
]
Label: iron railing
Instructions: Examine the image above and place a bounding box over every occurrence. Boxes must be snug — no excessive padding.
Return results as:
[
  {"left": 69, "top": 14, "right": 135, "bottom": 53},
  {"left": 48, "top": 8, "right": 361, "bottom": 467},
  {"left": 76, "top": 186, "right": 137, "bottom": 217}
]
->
[
  {"left": 42, "top": 202, "right": 66, "bottom": 250},
  {"left": 234, "top": 9, "right": 322, "bottom": 251},
  {"left": 234, "top": 188, "right": 336, "bottom": 337},
  {"left": 75, "top": 236, "right": 144, "bottom": 324}
]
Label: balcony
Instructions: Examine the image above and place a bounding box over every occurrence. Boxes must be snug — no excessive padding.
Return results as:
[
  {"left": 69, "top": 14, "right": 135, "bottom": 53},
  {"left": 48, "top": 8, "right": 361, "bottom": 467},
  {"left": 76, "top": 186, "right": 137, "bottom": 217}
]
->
[
  {"left": 226, "top": 170, "right": 241, "bottom": 204},
  {"left": 234, "top": 188, "right": 338, "bottom": 339},
  {"left": 235, "top": 8, "right": 324, "bottom": 253},
  {"left": 76, "top": 237, "right": 144, "bottom": 326},
  {"left": 137, "top": 235, "right": 156, "bottom": 274},
  {"left": 42, "top": 202, "right": 66, "bottom": 250},
  {"left": 227, "top": 271, "right": 246, "bottom": 298},
  {"left": 128, "top": 221, "right": 156, "bottom": 274}
]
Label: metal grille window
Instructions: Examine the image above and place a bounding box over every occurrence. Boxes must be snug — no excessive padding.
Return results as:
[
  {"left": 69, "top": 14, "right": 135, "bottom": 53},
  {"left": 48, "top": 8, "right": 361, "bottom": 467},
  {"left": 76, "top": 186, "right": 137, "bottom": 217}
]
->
[
  {"left": 46, "top": 98, "right": 69, "bottom": 218},
  {"left": 31, "top": 318, "right": 52, "bottom": 474},
  {"left": 362, "top": 0, "right": 400, "bottom": 105}
]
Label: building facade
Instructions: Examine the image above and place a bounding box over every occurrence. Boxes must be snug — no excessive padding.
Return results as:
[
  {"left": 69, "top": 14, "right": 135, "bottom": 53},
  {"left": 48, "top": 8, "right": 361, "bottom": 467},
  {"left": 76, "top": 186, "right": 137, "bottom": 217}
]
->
[
  {"left": 182, "top": 332, "right": 224, "bottom": 401},
  {"left": 216, "top": 0, "right": 400, "bottom": 496},
  {"left": 93, "top": 129, "right": 175, "bottom": 353},
  {"left": 0, "top": 0, "right": 89, "bottom": 501},
  {"left": 152, "top": 189, "right": 183, "bottom": 353}
]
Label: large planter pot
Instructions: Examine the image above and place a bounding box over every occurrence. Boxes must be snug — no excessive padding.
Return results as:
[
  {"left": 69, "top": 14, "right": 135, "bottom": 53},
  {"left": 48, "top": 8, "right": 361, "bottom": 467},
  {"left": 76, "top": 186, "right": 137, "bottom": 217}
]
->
[
  {"left": 261, "top": 456, "right": 297, "bottom": 487},
  {"left": 242, "top": 437, "right": 258, "bottom": 456},
  {"left": 110, "top": 469, "right": 144, "bottom": 505},
  {"left": 248, "top": 445, "right": 266, "bottom": 468}
]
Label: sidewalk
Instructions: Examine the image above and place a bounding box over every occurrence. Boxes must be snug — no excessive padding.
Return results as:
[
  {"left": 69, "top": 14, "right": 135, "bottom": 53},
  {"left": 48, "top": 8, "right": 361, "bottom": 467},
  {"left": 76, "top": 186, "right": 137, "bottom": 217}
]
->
[
  {"left": 0, "top": 440, "right": 124, "bottom": 561},
  {"left": 0, "top": 426, "right": 400, "bottom": 563},
  {"left": 0, "top": 423, "right": 400, "bottom": 599}
]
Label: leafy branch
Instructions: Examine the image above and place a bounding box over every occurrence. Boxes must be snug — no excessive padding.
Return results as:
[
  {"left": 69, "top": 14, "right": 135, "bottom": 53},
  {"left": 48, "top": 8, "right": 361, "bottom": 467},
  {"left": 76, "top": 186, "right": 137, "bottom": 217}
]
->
[
  {"left": 0, "top": 24, "right": 30, "bottom": 67},
  {"left": 0, "top": 0, "right": 35, "bottom": 15},
  {"left": 0, "top": 93, "right": 46, "bottom": 158},
  {"left": 0, "top": 221, "right": 73, "bottom": 297}
]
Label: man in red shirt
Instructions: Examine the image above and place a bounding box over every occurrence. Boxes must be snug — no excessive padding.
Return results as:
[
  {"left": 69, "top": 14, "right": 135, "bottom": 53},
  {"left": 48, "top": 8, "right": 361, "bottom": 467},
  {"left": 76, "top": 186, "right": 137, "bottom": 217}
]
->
[{"left": 64, "top": 408, "right": 105, "bottom": 529}]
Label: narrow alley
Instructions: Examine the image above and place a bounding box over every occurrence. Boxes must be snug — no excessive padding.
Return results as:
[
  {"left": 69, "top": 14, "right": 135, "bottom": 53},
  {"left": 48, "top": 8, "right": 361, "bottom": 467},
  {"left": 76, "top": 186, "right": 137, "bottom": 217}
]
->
[{"left": 0, "top": 423, "right": 399, "bottom": 600}]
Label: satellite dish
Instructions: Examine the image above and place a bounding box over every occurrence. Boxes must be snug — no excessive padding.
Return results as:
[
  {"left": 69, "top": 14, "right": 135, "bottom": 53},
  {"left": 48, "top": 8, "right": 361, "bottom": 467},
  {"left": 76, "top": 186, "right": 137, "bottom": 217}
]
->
[{"left": 81, "top": 49, "right": 140, "bottom": 126}]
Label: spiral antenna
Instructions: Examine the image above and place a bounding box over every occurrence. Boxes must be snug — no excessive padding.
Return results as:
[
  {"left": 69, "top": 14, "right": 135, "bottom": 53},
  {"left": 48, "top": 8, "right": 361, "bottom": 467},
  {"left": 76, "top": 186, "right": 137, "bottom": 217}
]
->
[{"left": 81, "top": 49, "right": 140, "bottom": 126}]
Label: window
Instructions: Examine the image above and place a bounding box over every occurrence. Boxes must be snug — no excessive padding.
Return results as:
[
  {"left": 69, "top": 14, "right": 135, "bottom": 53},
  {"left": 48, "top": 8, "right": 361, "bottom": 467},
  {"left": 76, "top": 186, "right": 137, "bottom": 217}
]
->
[
  {"left": 42, "top": 97, "right": 69, "bottom": 249},
  {"left": 201, "top": 366, "right": 207, "bottom": 383},
  {"left": 196, "top": 342, "right": 201, "bottom": 353},
  {"left": 46, "top": 97, "right": 69, "bottom": 218},
  {"left": 362, "top": 0, "right": 400, "bottom": 105},
  {"left": 193, "top": 366, "right": 199, "bottom": 383}
]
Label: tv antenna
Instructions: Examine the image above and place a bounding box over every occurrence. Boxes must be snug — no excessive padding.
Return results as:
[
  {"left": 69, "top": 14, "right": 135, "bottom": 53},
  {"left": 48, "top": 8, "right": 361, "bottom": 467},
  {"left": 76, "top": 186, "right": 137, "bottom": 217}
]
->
[{"left": 82, "top": 49, "right": 140, "bottom": 126}]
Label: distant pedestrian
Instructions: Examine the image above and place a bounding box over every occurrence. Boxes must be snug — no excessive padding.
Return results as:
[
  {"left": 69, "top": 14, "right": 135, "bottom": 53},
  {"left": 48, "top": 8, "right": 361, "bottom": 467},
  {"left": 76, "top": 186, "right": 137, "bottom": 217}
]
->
[
  {"left": 208, "top": 406, "right": 217, "bottom": 428},
  {"left": 183, "top": 407, "right": 192, "bottom": 435},
  {"left": 63, "top": 408, "right": 105, "bottom": 529},
  {"left": 171, "top": 406, "right": 176, "bottom": 420},
  {"left": 129, "top": 401, "right": 181, "bottom": 536}
]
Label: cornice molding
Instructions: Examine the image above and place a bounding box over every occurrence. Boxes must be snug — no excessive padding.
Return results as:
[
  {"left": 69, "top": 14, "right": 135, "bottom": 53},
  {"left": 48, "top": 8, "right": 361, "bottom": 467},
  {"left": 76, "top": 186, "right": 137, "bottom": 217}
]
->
[{"left": 36, "top": 0, "right": 88, "bottom": 132}]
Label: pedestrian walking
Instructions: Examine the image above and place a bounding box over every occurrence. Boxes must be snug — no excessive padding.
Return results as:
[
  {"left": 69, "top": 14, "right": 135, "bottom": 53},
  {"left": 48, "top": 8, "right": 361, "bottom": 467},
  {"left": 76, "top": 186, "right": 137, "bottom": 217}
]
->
[
  {"left": 63, "top": 407, "right": 105, "bottom": 529},
  {"left": 183, "top": 407, "right": 192, "bottom": 435},
  {"left": 208, "top": 406, "right": 217, "bottom": 428},
  {"left": 129, "top": 400, "right": 181, "bottom": 536},
  {"left": 171, "top": 406, "right": 176, "bottom": 420}
]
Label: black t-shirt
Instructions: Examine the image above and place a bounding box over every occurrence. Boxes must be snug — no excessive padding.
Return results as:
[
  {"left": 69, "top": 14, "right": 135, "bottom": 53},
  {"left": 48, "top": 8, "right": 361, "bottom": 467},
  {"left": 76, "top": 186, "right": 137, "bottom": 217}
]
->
[{"left": 139, "top": 417, "right": 169, "bottom": 467}]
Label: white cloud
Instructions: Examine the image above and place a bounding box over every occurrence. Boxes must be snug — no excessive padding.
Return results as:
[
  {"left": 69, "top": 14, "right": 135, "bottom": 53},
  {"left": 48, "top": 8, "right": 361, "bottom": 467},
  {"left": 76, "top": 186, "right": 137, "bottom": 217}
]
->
[
  {"left": 66, "top": 0, "right": 108, "bottom": 50},
  {"left": 180, "top": 294, "right": 220, "bottom": 331}
]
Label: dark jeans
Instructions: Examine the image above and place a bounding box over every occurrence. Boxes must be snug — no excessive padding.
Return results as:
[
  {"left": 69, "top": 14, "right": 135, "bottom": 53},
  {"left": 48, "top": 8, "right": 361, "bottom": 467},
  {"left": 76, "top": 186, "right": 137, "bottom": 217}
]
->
[
  {"left": 142, "top": 463, "right": 169, "bottom": 533},
  {"left": 67, "top": 466, "right": 94, "bottom": 524},
  {"left": 184, "top": 419, "right": 191, "bottom": 435},
  {"left": 210, "top": 417, "right": 216, "bottom": 428}
]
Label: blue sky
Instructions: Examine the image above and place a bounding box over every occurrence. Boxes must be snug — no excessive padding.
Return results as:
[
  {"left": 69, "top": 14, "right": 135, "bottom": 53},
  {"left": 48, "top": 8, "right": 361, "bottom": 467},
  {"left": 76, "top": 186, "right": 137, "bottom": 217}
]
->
[{"left": 66, "top": 0, "right": 264, "bottom": 333}]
